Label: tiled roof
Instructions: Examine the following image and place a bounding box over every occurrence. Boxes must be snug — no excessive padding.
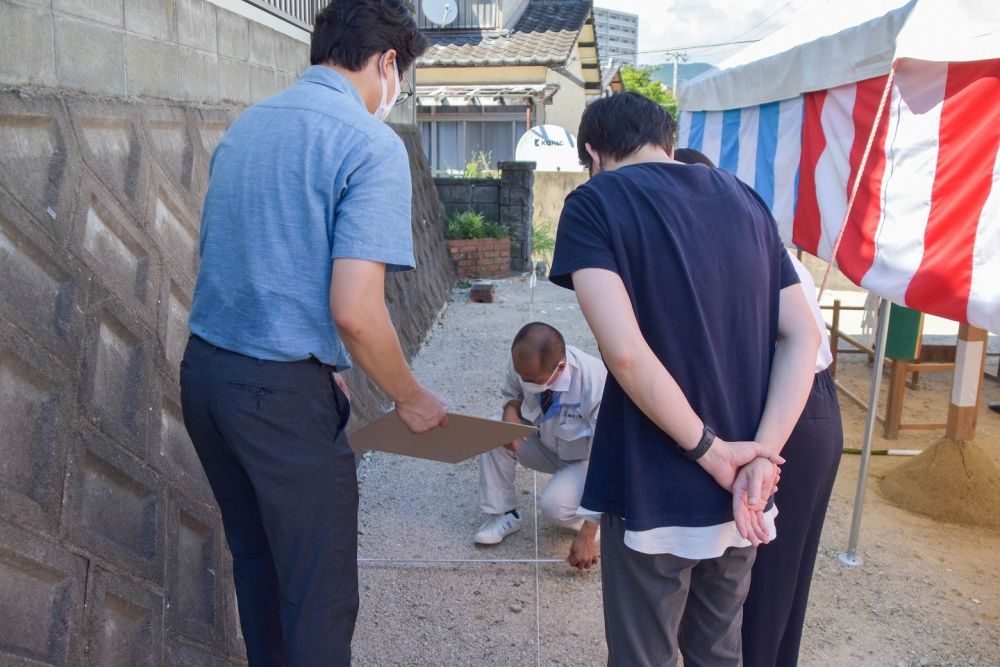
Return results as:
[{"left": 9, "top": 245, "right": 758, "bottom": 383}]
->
[{"left": 418, "top": 0, "right": 592, "bottom": 68}]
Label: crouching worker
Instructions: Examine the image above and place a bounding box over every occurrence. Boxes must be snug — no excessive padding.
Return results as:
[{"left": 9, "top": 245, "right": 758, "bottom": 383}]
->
[{"left": 475, "top": 322, "right": 607, "bottom": 569}]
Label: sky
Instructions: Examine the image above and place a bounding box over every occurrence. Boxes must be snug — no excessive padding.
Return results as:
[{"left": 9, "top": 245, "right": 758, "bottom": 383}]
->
[{"left": 592, "top": 0, "right": 832, "bottom": 67}]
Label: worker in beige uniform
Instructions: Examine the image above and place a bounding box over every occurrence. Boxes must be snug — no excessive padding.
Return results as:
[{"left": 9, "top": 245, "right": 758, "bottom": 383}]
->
[{"left": 475, "top": 322, "right": 607, "bottom": 569}]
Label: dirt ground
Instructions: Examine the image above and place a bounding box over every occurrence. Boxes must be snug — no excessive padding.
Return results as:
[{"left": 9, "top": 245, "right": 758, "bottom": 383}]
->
[
  {"left": 352, "top": 277, "right": 1000, "bottom": 666},
  {"left": 803, "top": 351, "right": 1000, "bottom": 665}
]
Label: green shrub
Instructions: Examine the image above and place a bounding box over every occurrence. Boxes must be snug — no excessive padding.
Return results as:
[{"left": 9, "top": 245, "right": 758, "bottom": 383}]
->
[
  {"left": 532, "top": 220, "right": 556, "bottom": 264},
  {"left": 481, "top": 220, "right": 509, "bottom": 239},
  {"left": 445, "top": 210, "right": 508, "bottom": 240}
]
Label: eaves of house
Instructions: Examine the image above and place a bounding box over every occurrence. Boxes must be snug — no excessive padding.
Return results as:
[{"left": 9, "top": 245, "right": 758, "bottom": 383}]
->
[{"left": 417, "top": 0, "right": 602, "bottom": 102}]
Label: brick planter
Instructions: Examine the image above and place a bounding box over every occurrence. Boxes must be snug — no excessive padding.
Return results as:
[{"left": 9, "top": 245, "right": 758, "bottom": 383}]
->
[{"left": 448, "top": 238, "right": 511, "bottom": 279}]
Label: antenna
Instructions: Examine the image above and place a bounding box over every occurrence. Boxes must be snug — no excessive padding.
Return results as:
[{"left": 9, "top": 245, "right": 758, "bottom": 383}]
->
[
  {"left": 515, "top": 125, "right": 584, "bottom": 173},
  {"left": 421, "top": 0, "right": 458, "bottom": 26}
]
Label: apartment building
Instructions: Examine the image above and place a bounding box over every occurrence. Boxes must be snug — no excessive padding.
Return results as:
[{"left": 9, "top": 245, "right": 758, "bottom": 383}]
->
[{"left": 593, "top": 6, "right": 638, "bottom": 66}]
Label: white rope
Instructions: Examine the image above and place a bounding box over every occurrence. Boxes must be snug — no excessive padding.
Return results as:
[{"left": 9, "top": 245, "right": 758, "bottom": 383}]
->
[
  {"left": 529, "top": 271, "right": 537, "bottom": 322},
  {"left": 818, "top": 64, "right": 897, "bottom": 301},
  {"left": 357, "top": 557, "right": 564, "bottom": 565},
  {"left": 533, "top": 469, "right": 542, "bottom": 667}
]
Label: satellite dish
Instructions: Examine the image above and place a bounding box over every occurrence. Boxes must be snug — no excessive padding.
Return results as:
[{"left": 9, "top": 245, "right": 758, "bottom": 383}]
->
[
  {"left": 422, "top": 0, "right": 457, "bottom": 26},
  {"left": 515, "top": 125, "right": 585, "bottom": 172}
]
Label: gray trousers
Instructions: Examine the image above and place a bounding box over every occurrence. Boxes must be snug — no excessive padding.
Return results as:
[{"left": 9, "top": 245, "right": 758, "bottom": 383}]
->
[
  {"left": 181, "top": 335, "right": 357, "bottom": 666},
  {"left": 479, "top": 433, "right": 587, "bottom": 528},
  {"left": 600, "top": 514, "right": 756, "bottom": 667}
]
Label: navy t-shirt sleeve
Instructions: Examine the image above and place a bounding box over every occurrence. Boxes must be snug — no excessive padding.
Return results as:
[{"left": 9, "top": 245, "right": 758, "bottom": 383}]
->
[
  {"left": 777, "top": 242, "right": 799, "bottom": 289},
  {"left": 549, "top": 188, "right": 619, "bottom": 290}
]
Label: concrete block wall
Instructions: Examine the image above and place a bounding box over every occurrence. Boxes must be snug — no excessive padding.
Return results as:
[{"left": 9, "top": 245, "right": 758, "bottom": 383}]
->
[
  {"left": 435, "top": 177, "right": 502, "bottom": 224},
  {"left": 498, "top": 161, "right": 535, "bottom": 273},
  {"left": 0, "top": 85, "right": 239, "bottom": 664},
  {"left": 532, "top": 170, "right": 588, "bottom": 231},
  {"left": 0, "top": 0, "right": 310, "bottom": 106},
  {"left": 434, "top": 161, "right": 536, "bottom": 273},
  {"left": 0, "top": 61, "right": 453, "bottom": 667}
]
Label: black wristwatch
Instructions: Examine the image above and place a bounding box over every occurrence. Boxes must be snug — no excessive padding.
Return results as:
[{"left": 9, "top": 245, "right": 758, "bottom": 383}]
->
[{"left": 683, "top": 425, "right": 716, "bottom": 461}]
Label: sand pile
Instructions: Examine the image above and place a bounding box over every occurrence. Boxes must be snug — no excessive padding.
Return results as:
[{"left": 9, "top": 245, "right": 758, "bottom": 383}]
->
[{"left": 880, "top": 438, "right": 1000, "bottom": 530}]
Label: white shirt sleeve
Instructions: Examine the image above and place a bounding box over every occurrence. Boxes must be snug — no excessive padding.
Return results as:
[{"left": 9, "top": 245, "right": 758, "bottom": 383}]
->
[{"left": 787, "top": 250, "right": 834, "bottom": 372}]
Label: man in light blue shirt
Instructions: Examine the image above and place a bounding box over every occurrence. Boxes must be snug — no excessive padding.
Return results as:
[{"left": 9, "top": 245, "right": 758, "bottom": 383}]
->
[
  {"left": 189, "top": 59, "right": 414, "bottom": 368},
  {"left": 180, "top": 2, "right": 446, "bottom": 664}
]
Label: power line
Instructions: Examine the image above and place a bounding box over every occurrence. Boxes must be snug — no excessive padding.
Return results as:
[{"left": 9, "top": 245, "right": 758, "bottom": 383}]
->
[
  {"left": 728, "top": 0, "right": 799, "bottom": 42},
  {"left": 565, "top": 38, "right": 761, "bottom": 64}
]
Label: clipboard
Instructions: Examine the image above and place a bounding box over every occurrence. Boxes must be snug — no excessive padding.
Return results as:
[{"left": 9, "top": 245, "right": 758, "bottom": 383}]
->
[{"left": 349, "top": 412, "right": 537, "bottom": 464}]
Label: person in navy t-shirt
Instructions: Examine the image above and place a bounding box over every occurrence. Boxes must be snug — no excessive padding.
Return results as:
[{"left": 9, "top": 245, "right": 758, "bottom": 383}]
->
[{"left": 549, "top": 92, "right": 821, "bottom": 666}]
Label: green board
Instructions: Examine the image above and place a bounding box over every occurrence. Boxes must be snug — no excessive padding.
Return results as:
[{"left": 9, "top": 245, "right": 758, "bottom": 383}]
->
[{"left": 885, "top": 304, "right": 924, "bottom": 361}]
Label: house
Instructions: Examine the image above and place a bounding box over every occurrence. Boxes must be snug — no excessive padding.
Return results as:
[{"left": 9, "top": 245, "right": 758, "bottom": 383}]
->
[{"left": 415, "top": 0, "right": 603, "bottom": 174}]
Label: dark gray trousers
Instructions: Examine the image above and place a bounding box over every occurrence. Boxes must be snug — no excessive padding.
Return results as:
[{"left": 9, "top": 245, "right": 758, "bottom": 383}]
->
[
  {"left": 180, "top": 335, "right": 358, "bottom": 666},
  {"left": 601, "top": 513, "right": 756, "bottom": 667}
]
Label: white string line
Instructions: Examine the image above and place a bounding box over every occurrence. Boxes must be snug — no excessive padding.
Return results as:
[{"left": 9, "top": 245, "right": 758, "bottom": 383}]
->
[
  {"left": 522, "top": 277, "right": 542, "bottom": 667},
  {"left": 533, "top": 469, "right": 542, "bottom": 667},
  {"left": 525, "top": 276, "right": 541, "bottom": 667},
  {"left": 357, "top": 557, "right": 564, "bottom": 565}
]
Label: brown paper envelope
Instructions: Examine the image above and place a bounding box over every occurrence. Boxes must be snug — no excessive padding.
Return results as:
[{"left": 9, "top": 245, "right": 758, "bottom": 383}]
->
[{"left": 348, "top": 412, "right": 537, "bottom": 464}]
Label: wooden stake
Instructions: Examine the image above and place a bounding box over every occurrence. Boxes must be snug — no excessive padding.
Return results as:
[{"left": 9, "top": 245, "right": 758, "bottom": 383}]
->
[
  {"left": 884, "top": 359, "right": 907, "bottom": 440},
  {"left": 946, "top": 324, "right": 988, "bottom": 442}
]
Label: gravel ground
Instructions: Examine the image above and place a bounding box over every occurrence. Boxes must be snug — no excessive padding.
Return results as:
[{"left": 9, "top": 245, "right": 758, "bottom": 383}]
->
[{"left": 351, "top": 277, "right": 1000, "bottom": 666}]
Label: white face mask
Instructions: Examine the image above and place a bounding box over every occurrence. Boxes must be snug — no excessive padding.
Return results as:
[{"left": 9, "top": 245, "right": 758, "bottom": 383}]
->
[
  {"left": 521, "top": 380, "right": 549, "bottom": 394},
  {"left": 519, "top": 360, "right": 565, "bottom": 394},
  {"left": 374, "top": 53, "right": 400, "bottom": 122}
]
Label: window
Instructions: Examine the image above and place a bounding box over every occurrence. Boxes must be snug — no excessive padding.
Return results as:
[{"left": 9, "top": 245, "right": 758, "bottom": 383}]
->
[
  {"left": 436, "top": 122, "right": 462, "bottom": 173},
  {"left": 418, "top": 116, "right": 523, "bottom": 174}
]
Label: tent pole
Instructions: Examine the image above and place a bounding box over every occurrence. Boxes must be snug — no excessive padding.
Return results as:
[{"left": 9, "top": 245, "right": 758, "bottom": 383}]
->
[{"left": 838, "top": 296, "right": 891, "bottom": 567}]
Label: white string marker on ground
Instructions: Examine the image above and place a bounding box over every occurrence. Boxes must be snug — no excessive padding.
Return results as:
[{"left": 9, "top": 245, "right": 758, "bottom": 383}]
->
[
  {"left": 533, "top": 469, "right": 542, "bottom": 667},
  {"left": 357, "top": 276, "right": 559, "bottom": 663},
  {"left": 527, "top": 274, "right": 542, "bottom": 667},
  {"left": 357, "top": 558, "right": 563, "bottom": 565}
]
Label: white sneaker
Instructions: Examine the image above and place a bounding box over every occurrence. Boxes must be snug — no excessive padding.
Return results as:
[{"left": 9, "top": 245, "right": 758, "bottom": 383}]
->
[{"left": 474, "top": 512, "right": 523, "bottom": 545}]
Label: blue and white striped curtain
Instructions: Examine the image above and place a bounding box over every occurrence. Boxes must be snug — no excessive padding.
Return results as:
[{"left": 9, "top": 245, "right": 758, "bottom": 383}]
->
[{"left": 677, "top": 98, "right": 805, "bottom": 243}]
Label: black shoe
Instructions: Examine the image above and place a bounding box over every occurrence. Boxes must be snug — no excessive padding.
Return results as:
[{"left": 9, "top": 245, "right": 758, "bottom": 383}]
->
[{"left": 990, "top": 403, "right": 1000, "bottom": 415}]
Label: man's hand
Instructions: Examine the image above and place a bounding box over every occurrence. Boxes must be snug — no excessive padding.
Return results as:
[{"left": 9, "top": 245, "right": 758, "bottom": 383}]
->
[
  {"left": 503, "top": 438, "right": 527, "bottom": 455},
  {"left": 732, "top": 457, "right": 779, "bottom": 546},
  {"left": 395, "top": 383, "right": 448, "bottom": 434},
  {"left": 332, "top": 372, "right": 350, "bottom": 401},
  {"left": 567, "top": 521, "right": 600, "bottom": 570},
  {"left": 697, "top": 437, "right": 783, "bottom": 492},
  {"left": 501, "top": 403, "right": 526, "bottom": 453}
]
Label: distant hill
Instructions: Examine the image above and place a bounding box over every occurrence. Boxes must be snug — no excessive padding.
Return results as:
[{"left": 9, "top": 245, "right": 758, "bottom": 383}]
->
[{"left": 650, "top": 62, "right": 716, "bottom": 90}]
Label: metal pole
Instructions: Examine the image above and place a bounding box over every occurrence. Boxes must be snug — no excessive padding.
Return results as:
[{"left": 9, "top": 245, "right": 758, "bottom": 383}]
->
[
  {"left": 829, "top": 298, "right": 841, "bottom": 378},
  {"left": 838, "top": 296, "right": 891, "bottom": 566},
  {"left": 672, "top": 54, "right": 679, "bottom": 93}
]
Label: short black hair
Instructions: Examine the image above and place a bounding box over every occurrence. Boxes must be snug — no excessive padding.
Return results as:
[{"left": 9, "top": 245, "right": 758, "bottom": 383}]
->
[
  {"left": 511, "top": 322, "right": 565, "bottom": 369},
  {"left": 311, "top": 0, "right": 429, "bottom": 72},
  {"left": 673, "top": 147, "right": 716, "bottom": 168},
  {"left": 577, "top": 91, "right": 675, "bottom": 170}
]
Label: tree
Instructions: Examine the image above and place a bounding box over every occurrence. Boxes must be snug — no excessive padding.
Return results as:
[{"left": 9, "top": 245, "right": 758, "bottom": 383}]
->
[{"left": 620, "top": 65, "right": 678, "bottom": 121}]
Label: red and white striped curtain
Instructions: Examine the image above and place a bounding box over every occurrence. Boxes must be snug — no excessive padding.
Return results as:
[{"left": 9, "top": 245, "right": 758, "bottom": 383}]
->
[{"left": 793, "top": 58, "right": 1000, "bottom": 332}]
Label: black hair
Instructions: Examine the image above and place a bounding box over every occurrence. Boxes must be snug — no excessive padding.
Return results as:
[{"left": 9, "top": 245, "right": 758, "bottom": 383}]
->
[
  {"left": 577, "top": 91, "right": 676, "bottom": 171},
  {"left": 511, "top": 322, "right": 566, "bottom": 369},
  {"left": 673, "top": 147, "right": 716, "bottom": 168},
  {"left": 311, "top": 0, "right": 429, "bottom": 72}
]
